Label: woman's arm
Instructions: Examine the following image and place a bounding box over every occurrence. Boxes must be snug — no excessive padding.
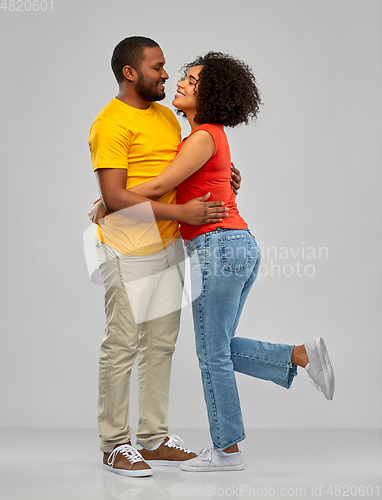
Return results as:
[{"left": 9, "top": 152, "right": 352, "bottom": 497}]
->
[
  {"left": 95, "top": 167, "right": 228, "bottom": 225},
  {"left": 129, "top": 130, "right": 215, "bottom": 199}
]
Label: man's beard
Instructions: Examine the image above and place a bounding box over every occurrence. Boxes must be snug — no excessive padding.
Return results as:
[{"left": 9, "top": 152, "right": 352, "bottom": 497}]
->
[{"left": 136, "top": 71, "right": 165, "bottom": 102}]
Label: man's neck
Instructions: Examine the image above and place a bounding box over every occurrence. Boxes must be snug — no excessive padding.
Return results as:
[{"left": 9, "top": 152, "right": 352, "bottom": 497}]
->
[{"left": 116, "top": 92, "right": 151, "bottom": 110}]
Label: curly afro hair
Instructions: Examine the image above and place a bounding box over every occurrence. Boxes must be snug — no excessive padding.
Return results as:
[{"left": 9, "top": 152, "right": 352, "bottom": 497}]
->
[{"left": 176, "top": 52, "right": 262, "bottom": 127}]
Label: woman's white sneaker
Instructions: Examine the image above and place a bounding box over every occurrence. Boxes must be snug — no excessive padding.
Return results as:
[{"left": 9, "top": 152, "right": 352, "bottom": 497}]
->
[
  {"left": 180, "top": 448, "right": 244, "bottom": 472},
  {"left": 304, "top": 338, "right": 335, "bottom": 400}
]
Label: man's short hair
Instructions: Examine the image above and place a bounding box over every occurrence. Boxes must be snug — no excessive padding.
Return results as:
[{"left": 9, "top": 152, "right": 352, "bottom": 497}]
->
[{"left": 111, "top": 36, "right": 160, "bottom": 84}]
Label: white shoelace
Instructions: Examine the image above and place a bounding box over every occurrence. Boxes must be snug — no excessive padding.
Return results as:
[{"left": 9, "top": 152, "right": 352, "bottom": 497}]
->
[
  {"left": 199, "top": 448, "right": 212, "bottom": 462},
  {"left": 165, "top": 434, "right": 194, "bottom": 454},
  {"left": 107, "top": 444, "right": 145, "bottom": 467}
]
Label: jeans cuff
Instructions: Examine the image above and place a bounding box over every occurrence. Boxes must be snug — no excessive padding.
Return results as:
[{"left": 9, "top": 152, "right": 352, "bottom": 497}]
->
[{"left": 214, "top": 432, "right": 246, "bottom": 451}]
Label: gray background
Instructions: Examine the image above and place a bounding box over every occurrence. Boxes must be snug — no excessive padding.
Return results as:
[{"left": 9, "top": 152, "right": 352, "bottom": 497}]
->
[{"left": 0, "top": 0, "right": 380, "bottom": 432}]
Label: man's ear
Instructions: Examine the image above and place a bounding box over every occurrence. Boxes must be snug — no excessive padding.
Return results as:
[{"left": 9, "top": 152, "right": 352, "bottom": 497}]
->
[{"left": 122, "top": 65, "right": 137, "bottom": 83}]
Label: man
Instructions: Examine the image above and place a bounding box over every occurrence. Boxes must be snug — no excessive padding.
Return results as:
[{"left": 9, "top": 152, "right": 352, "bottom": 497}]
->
[{"left": 88, "top": 36, "right": 241, "bottom": 477}]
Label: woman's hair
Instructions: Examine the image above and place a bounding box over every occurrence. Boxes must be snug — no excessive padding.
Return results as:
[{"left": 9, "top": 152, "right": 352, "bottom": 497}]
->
[{"left": 176, "top": 52, "right": 262, "bottom": 127}]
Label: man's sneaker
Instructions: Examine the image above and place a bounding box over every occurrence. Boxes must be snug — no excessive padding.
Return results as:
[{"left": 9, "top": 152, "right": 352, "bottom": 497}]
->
[
  {"left": 138, "top": 435, "right": 197, "bottom": 466},
  {"left": 304, "top": 337, "right": 335, "bottom": 400},
  {"left": 180, "top": 448, "right": 244, "bottom": 472},
  {"left": 103, "top": 443, "right": 153, "bottom": 477}
]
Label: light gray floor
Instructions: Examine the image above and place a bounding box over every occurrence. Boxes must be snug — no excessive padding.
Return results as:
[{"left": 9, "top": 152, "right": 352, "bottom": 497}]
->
[{"left": 0, "top": 428, "right": 381, "bottom": 500}]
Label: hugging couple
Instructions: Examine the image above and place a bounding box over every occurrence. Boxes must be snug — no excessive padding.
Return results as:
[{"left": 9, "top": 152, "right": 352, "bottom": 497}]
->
[{"left": 87, "top": 36, "right": 334, "bottom": 476}]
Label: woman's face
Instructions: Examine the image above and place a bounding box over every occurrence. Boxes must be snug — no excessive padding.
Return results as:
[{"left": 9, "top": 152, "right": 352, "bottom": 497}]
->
[{"left": 172, "top": 65, "right": 203, "bottom": 114}]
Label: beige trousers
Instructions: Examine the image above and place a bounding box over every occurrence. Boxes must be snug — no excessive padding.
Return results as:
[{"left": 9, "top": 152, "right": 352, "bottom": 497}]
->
[{"left": 94, "top": 237, "right": 184, "bottom": 452}]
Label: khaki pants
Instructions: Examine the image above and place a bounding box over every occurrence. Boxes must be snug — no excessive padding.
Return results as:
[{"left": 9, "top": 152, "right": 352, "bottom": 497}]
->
[{"left": 94, "top": 237, "right": 184, "bottom": 452}]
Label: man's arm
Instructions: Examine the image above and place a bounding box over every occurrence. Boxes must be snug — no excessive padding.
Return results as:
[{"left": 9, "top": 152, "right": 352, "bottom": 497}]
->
[
  {"left": 230, "top": 164, "right": 242, "bottom": 195},
  {"left": 96, "top": 168, "right": 228, "bottom": 225}
]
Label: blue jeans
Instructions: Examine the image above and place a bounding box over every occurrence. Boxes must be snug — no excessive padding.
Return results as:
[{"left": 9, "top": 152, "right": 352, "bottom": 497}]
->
[{"left": 184, "top": 228, "right": 298, "bottom": 450}]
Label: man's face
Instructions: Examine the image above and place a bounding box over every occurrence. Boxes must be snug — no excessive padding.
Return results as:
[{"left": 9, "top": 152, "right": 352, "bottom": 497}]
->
[{"left": 135, "top": 46, "right": 169, "bottom": 102}]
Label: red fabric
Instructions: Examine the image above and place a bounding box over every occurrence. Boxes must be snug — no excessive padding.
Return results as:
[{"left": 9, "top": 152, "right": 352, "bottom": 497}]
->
[{"left": 176, "top": 123, "right": 247, "bottom": 242}]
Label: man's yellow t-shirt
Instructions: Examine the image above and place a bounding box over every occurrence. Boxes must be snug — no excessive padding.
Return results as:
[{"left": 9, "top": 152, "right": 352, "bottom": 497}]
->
[{"left": 89, "top": 98, "right": 181, "bottom": 256}]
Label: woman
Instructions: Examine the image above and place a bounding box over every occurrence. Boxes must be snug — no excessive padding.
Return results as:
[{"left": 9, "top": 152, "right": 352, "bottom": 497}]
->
[{"left": 90, "top": 52, "right": 335, "bottom": 471}]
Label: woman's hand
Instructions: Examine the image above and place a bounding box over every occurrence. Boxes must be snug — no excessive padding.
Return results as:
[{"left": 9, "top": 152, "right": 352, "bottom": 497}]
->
[
  {"left": 88, "top": 198, "right": 107, "bottom": 225},
  {"left": 179, "top": 193, "right": 229, "bottom": 225},
  {"left": 230, "top": 163, "right": 242, "bottom": 195}
]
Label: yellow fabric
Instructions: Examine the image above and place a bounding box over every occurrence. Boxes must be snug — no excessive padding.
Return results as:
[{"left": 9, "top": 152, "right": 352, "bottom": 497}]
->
[{"left": 89, "top": 98, "right": 181, "bottom": 256}]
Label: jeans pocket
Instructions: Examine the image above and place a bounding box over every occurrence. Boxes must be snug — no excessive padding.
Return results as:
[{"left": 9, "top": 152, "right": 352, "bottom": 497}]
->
[{"left": 218, "top": 234, "right": 251, "bottom": 272}]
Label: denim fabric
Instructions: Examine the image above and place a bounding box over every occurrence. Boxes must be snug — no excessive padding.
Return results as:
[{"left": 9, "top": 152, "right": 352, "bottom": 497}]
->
[{"left": 185, "top": 228, "right": 297, "bottom": 450}]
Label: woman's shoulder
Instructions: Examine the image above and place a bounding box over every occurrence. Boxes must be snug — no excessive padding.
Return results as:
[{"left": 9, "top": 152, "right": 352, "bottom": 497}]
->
[
  {"left": 191, "top": 123, "right": 226, "bottom": 150},
  {"left": 193, "top": 123, "right": 224, "bottom": 135},
  {"left": 180, "top": 124, "right": 227, "bottom": 156}
]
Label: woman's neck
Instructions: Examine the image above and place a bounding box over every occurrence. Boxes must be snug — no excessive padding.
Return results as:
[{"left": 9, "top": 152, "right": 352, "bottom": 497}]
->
[{"left": 185, "top": 111, "right": 199, "bottom": 132}]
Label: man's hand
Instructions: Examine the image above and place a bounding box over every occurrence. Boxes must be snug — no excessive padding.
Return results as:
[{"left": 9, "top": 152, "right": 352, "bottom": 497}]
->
[
  {"left": 179, "top": 193, "right": 229, "bottom": 225},
  {"left": 88, "top": 198, "right": 107, "bottom": 225},
  {"left": 230, "top": 163, "right": 242, "bottom": 195}
]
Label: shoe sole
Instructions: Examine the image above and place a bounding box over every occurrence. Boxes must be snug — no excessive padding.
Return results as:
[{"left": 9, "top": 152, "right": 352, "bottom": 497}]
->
[
  {"left": 316, "top": 338, "right": 335, "bottom": 400},
  {"left": 145, "top": 460, "right": 183, "bottom": 467},
  {"left": 102, "top": 464, "right": 153, "bottom": 477},
  {"left": 180, "top": 464, "right": 244, "bottom": 472}
]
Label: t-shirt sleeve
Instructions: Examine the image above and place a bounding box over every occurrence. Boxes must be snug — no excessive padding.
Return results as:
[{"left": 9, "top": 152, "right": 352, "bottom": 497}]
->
[{"left": 88, "top": 116, "right": 130, "bottom": 171}]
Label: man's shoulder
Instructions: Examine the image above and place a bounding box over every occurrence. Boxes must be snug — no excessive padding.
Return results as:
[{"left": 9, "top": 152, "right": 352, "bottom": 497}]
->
[
  {"left": 89, "top": 99, "right": 130, "bottom": 138},
  {"left": 89, "top": 99, "right": 181, "bottom": 136},
  {"left": 92, "top": 98, "right": 124, "bottom": 123},
  {"left": 152, "top": 103, "right": 180, "bottom": 128}
]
